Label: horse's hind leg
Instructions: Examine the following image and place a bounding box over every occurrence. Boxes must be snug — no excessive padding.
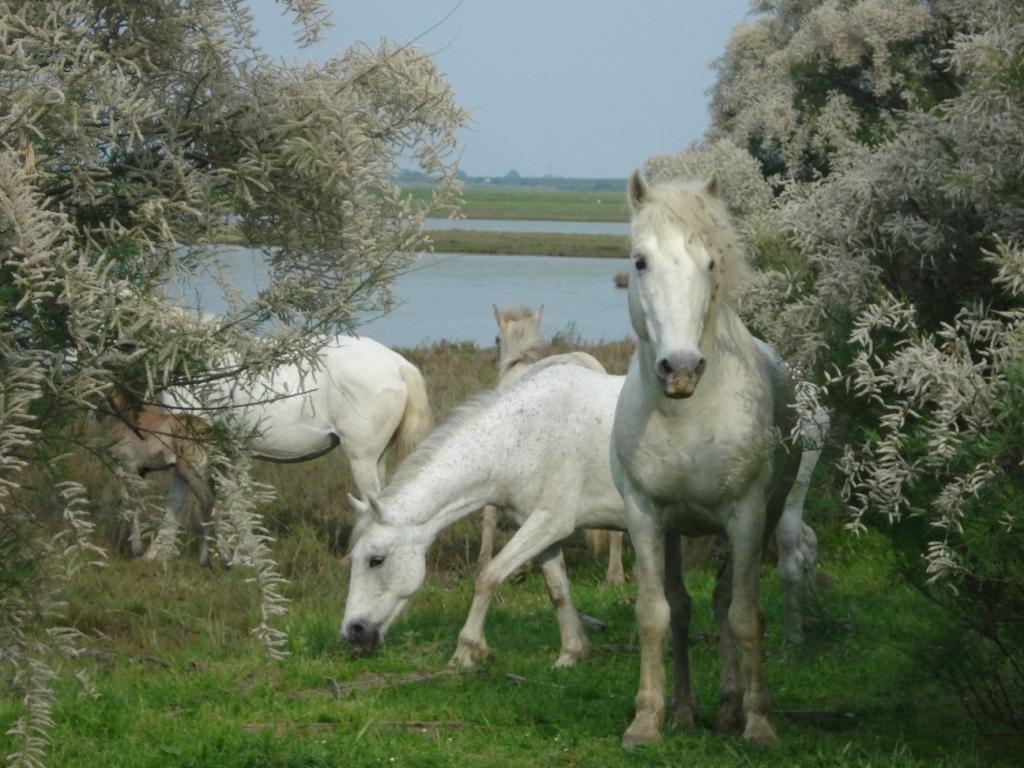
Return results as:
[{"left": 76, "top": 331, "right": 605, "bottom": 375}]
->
[
  {"left": 605, "top": 531, "right": 625, "bottom": 587},
  {"left": 776, "top": 511, "right": 808, "bottom": 645},
  {"left": 536, "top": 545, "right": 587, "bottom": 667},
  {"left": 664, "top": 530, "right": 697, "bottom": 731},
  {"left": 347, "top": 452, "right": 384, "bottom": 499},
  {"left": 477, "top": 505, "right": 499, "bottom": 567}
]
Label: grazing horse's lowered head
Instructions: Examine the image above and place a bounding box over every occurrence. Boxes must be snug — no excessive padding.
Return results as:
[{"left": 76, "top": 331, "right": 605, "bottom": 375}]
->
[
  {"left": 341, "top": 493, "right": 428, "bottom": 653},
  {"left": 626, "top": 170, "right": 750, "bottom": 399}
]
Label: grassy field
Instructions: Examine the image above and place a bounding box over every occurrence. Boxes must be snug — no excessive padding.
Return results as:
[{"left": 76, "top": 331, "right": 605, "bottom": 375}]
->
[
  {"left": 408, "top": 186, "right": 630, "bottom": 222},
  {"left": 427, "top": 229, "right": 628, "bottom": 258},
  {"left": 3, "top": 339, "right": 1020, "bottom": 767}
]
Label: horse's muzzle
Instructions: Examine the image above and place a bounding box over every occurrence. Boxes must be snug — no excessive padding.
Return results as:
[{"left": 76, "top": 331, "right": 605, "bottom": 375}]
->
[
  {"left": 343, "top": 618, "right": 382, "bottom": 653},
  {"left": 656, "top": 354, "right": 706, "bottom": 398},
  {"left": 662, "top": 373, "right": 702, "bottom": 398}
]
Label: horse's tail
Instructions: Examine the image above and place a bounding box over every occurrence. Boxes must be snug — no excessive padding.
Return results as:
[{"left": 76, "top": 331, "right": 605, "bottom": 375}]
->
[
  {"left": 394, "top": 362, "right": 435, "bottom": 463},
  {"left": 586, "top": 529, "right": 609, "bottom": 556}
]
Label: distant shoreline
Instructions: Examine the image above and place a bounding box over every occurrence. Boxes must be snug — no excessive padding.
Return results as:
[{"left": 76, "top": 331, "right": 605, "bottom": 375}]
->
[{"left": 427, "top": 229, "right": 628, "bottom": 259}]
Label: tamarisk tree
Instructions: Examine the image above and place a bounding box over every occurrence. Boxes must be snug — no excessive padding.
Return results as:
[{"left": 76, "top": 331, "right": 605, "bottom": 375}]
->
[
  {"left": 0, "top": 1, "right": 467, "bottom": 764},
  {"left": 652, "top": 0, "right": 1024, "bottom": 731}
]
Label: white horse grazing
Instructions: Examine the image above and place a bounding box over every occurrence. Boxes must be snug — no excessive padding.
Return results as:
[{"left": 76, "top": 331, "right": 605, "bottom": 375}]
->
[
  {"left": 341, "top": 362, "right": 824, "bottom": 668},
  {"left": 477, "top": 305, "right": 626, "bottom": 587},
  {"left": 106, "top": 335, "right": 434, "bottom": 565},
  {"left": 343, "top": 364, "right": 624, "bottom": 669},
  {"left": 610, "top": 172, "right": 803, "bottom": 747}
]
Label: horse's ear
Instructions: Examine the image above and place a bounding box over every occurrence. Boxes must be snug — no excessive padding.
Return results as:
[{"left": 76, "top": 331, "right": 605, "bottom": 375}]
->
[
  {"left": 628, "top": 169, "right": 648, "bottom": 211},
  {"left": 366, "top": 493, "right": 385, "bottom": 524},
  {"left": 703, "top": 174, "right": 721, "bottom": 199},
  {"left": 347, "top": 493, "right": 369, "bottom": 517}
]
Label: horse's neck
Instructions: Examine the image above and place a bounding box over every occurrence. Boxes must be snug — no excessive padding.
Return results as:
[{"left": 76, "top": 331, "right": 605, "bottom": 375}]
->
[
  {"left": 384, "top": 420, "right": 506, "bottom": 541},
  {"left": 499, "top": 346, "right": 541, "bottom": 383}
]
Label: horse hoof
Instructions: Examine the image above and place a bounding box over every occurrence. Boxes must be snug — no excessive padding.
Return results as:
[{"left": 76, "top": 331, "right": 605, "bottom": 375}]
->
[
  {"left": 603, "top": 576, "right": 625, "bottom": 588},
  {"left": 552, "top": 650, "right": 584, "bottom": 668},
  {"left": 670, "top": 703, "right": 699, "bottom": 732},
  {"left": 743, "top": 714, "right": 778, "bottom": 746},
  {"left": 714, "top": 705, "right": 744, "bottom": 733},
  {"left": 621, "top": 714, "right": 662, "bottom": 748},
  {"left": 449, "top": 641, "right": 490, "bottom": 669}
]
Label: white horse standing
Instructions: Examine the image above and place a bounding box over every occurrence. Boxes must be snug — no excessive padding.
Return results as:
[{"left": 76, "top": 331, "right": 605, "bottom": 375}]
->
[
  {"left": 611, "top": 172, "right": 802, "bottom": 746},
  {"left": 341, "top": 361, "right": 824, "bottom": 667},
  {"left": 106, "top": 335, "right": 434, "bottom": 564},
  {"left": 477, "top": 305, "right": 626, "bottom": 587}
]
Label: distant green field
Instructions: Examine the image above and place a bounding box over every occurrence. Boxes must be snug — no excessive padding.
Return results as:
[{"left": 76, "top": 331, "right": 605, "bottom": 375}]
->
[
  {"left": 428, "top": 229, "right": 628, "bottom": 258},
  {"left": 407, "top": 185, "right": 630, "bottom": 222}
]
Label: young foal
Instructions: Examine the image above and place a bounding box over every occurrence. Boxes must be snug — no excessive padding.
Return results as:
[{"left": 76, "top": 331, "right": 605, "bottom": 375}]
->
[
  {"left": 477, "top": 305, "right": 625, "bottom": 587},
  {"left": 611, "top": 172, "right": 802, "bottom": 746},
  {"left": 106, "top": 335, "right": 433, "bottom": 564}
]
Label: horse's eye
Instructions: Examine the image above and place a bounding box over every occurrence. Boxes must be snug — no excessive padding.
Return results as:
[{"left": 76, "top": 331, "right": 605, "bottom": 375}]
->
[
  {"left": 495, "top": 335, "right": 501, "bottom": 348},
  {"left": 635, "top": 255, "right": 647, "bottom": 272},
  {"left": 369, "top": 555, "right": 385, "bottom": 568}
]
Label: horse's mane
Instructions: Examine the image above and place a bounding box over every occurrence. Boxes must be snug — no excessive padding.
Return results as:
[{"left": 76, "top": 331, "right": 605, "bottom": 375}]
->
[
  {"left": 382, "top": 386, "right": 506, "bottom": 502},
  {"left": 636, "top": 180, "right": 752, "bottom": 302}
]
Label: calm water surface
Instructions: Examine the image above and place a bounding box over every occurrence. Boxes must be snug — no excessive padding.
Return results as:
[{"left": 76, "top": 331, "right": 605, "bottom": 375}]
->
[{"left": 173, "top": 247, "right": 633, "bottom": 348}]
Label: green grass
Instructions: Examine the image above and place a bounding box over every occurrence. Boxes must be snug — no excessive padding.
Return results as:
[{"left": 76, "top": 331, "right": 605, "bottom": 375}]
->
[
  {"left": 408, "top": 186, "right": 630, "bottom": 222},
  {"left": 8, "top": 530, "right": 1018, "bottom": 767},
  {"left": 428, "top": 229, "right": 628, "bottom": 258},
  {"left": 5, "top": 340, "right": 1021, "bottom": 766}
]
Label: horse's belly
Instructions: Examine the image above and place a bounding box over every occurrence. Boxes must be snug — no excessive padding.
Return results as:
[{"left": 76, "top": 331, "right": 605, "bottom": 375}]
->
[{"left": 246, "top": 400, "right": 338, "bottom": 461}]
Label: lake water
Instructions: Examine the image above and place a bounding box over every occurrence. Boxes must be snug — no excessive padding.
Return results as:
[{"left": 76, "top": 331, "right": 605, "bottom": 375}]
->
[
  {"left": 173, "top": 247, "right": 634, "bottom": 348},
  {"left": 424, "top": 218, "right": 630, "bottom": 236}
]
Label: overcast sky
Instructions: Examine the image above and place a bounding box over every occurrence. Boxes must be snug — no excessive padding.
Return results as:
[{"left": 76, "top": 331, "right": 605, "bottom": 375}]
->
[{"left": 248, "top": 0, "right": 752, "bottom": 178}]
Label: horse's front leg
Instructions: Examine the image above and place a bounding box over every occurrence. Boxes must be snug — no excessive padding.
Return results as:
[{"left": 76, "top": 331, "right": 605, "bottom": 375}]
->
[
  {"left": 664, "top": 528, "right": 697, "bottom": 731},
  {"left": 535, "top": 544, "right": 587, "bottom": 667},
  {"left": 726, "top": 490, "right": 777, "bottom": 746},
  {"left": 621, "top": 485, "right": 669, "bottom": 747},
  {"left": 452, "top": 508, "right": 574, "bottom": 669},
  {"left": 143, "top": 467, "right": 191, "bottom": 563},
  {"left": 175, "top": 460, "right": 216, "bottom": 568}
]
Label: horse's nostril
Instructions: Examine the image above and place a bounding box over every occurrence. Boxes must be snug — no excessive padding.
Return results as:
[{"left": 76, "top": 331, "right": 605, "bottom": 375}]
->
[
  {"left": 347, "top": 621, "right": 365, "bottom": 643},
  {"left": 695, "top": 357, "right": 706, "bottom": 376},
  {"left": 656, "top": 358, "right": 674, "bottom": 377}
]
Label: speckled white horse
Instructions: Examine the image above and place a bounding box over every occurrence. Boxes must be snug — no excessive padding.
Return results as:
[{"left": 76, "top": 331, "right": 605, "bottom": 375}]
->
[
  {"left": 611, "top": 172, "right": 803, "bottom": 747},
  {"left": 106, "top": 335, "right": 433, "bottom": 564}
]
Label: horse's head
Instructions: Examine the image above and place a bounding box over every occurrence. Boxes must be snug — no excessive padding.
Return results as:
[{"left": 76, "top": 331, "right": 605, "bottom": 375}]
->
[
  {"left": 627, "top": 170, "right": 739, "bottom": 399},
  {"left": 341, "top": 493, "right": 428, "bottom": 653},
  {"left": 493, "top": 304, "right": 543, "bottom": 363},
  {"left": 100, "top": 396, "right": 180, "bottom": 475}
]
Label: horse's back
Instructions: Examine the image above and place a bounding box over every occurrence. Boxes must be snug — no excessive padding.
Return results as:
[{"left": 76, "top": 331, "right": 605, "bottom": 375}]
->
[{"left": 500, "top": 365, "right": 624, "bottom": 525}]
